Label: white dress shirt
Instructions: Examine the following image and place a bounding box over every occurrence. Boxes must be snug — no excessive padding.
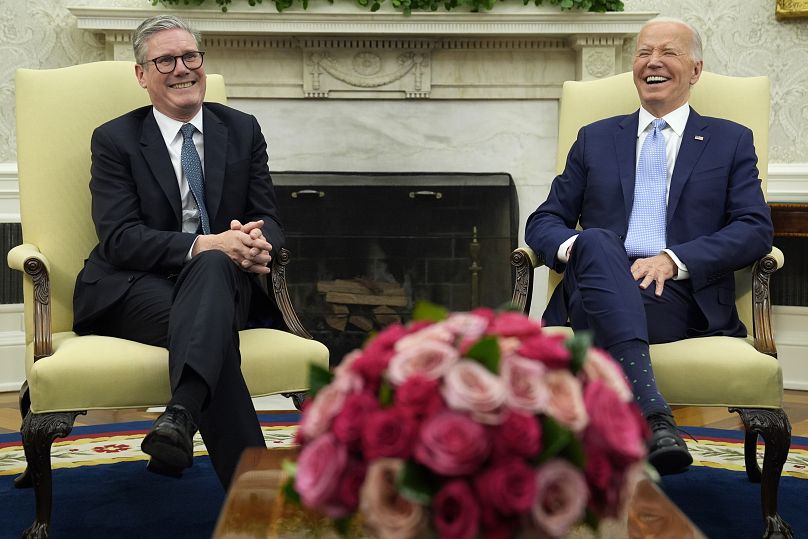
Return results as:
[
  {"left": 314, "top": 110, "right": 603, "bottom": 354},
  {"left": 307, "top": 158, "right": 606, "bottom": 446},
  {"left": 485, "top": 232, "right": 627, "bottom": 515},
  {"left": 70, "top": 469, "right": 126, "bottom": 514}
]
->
[
  {"left": 152, "top": 107, "right": 205, "bottom": 259},
  {"left": 556, "top": 102, "right": 692, "bottom": 280}
]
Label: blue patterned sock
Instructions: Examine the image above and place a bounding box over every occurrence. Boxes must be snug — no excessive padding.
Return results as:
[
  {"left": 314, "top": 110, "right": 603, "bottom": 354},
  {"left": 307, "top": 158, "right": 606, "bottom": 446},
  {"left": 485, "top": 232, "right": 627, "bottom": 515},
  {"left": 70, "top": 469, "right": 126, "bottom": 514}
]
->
[{"left": 608, "top": 340, "right": 671, "bottom": 416}]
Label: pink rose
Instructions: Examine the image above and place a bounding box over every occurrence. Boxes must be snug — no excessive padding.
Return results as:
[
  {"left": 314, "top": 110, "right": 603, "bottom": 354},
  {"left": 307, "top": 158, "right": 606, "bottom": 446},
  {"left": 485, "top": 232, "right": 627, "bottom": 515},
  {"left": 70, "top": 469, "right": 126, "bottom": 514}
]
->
[
  {"left": 360, "top": 459, "right": 429, "bottom": 539},
  {"left": 442, "top": 360, "right": 506, "bottom": 425},
  {"left": 415, "top": 411, "right": 491, "bottom": 476},
  {"left": 517, "top": 333, "right": 571, "bottom": 369},
  {"left": 581, "top": 348, "right": 632, "bottom": 403},
  {"left": 474, "top": 459, "right": 536, "bottom": 515},
  {"left": 501, "top": 354, "right": 550, "bottom": 413},
  {"left": 544, "top": 369, "right": 589, "bottom": 432},
  {"left": 487, "top": 311, "right": 543, "bottom": 338},
  {"left": 387, "top": 340, "right": 459, "bottom": 385},
  {"left": 361, "top": 407, "right": 418, "bottom": 460},
  {"left": 443, "top": 312, "right": 491, "bottom": 340},
  {"left": 299, "top": 380, "right": 353, "bottom": 441},
  {"left": 394, "top": 374, "right": 445, "bottom": 420},
  {"left": 351, "top": 323, "right": 418, "bottom": 388},
  {"left": 332, "top": 458, "right": 366, "bottom": 517},
  {"left": 332, "top": 391, "right": 379, "bottom": 447},
  {"left": 295, "top": 434, "right": 347, "bottom": 510},
  {"left": 394, "top": 323, "right": 455, "bottom": 352},
  {"left": 531, "top": 459, "right": 589, "bottom": 538},
  {"left": 583, "top": 380, "right": 646, "bottom": 465},
  {"left": 491, "top": 410, "right": 542, "bottom": 460},
  {"left": 433, "top": 480, "right": 480, "bottom": 539}
]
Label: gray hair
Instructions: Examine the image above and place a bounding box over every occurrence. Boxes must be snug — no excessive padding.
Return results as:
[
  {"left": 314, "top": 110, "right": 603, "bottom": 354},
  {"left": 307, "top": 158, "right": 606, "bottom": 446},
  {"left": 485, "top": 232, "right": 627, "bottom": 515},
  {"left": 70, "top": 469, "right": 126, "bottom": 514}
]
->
[
  {"left": 132, "top": 15, "right": 201, "bottom": 64},
  {"left": 641, "top": 17, "right": 703, "bottom": 62}
]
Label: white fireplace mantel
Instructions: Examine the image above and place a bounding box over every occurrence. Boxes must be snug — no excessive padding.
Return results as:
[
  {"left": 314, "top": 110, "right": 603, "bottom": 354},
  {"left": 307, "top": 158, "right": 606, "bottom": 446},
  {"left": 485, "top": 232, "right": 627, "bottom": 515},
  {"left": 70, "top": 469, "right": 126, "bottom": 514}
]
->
[{"left": 69, "top": 6, "right": 656, "bottom": 99}]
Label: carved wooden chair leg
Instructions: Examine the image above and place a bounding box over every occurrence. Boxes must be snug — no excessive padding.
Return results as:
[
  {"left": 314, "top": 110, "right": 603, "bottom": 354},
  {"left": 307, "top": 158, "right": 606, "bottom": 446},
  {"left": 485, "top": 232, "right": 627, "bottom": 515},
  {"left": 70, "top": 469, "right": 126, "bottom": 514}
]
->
[
  {"left": 731, "top": 407, "right": 793, "bottom": 539},
  {"left": 20, "top": 410, "right": 84, "bottom": 539},
  {"left": 282, "top": 392, "right": 308, "bottom": 411},
  {"left": 14, "top": 382, "right": 33, "bottom": 489}
]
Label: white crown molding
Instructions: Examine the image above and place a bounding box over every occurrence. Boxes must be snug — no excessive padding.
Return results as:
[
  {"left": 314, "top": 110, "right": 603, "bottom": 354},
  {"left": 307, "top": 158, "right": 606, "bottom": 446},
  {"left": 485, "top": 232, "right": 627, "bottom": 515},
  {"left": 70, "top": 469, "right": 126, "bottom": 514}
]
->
[
  {"left": 768, "top": 163, "right": 808, "bottom": 203},
  {"left": 0, "top": 162, "right": 20, "bottom": 223}
]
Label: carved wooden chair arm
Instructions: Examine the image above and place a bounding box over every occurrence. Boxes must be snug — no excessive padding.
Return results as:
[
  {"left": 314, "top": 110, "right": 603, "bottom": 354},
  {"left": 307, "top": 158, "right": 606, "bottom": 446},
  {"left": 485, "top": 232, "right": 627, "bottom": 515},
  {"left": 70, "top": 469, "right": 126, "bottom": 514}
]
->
[
  {"left": 752, "top": 246, "right": 784, "bottom": 357},
  {"left": 269, "top": 247, "right": 313, "bottom": 340},
  {"left": 510, "top": 246, "right": 542, "bottom": 314},
  {"left": 7, "top": 244, "right": 53, "bottom": 361}
]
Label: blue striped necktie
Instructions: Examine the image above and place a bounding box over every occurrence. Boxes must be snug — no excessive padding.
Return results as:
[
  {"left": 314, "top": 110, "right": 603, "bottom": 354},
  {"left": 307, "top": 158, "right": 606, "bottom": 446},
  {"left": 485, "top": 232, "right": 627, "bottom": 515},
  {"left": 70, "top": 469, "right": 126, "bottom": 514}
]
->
[
  {"left": 624, "top": 118, "right": 668, "bottom": 258},
  {"left": 180, "top": 123, "right": 210, "bottom": 234}
]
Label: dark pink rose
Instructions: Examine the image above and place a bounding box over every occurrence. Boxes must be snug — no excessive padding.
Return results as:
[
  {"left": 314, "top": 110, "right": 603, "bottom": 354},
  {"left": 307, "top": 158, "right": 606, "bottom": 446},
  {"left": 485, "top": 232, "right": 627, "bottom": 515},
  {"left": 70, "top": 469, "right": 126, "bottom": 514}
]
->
[
  {"left": 331, "top": 458, "right": 366, "bottom": 516},
  {"left": 474, "top": 459, "right": 537, "bottom": 515},
  {"left": 350, "top": 323, "right": 417, "bottom": 388},
  {"left": 581, "top": 348, "right": 633, "bottom": 402},
  {"left": 433, "top": 480, "right": 480, "bottom": 539},
  {"left": 491, "top": 410, "right": 542, "bottom": 460},
  {"left": 332, "top": 391, "right": 379, "bottom": 447},
  {"left": 517, "top": 333, "right": 571, "bottom": 369},
  {"left": 294, "top": 433, "right": 347, "bottom": 511},
  {"left": 394, "top": 374, "right": 445, "bottom": 420},
  {"left": 487, "top": 311, "right": 544, "bottom": 338},
  {"left": 414, "top": 412, "right": 491, "bottom": 476},
  {"left": 361, "top": 407, "right": 418, "bottom": 460},
  {"left": 583, "top": 380, "right": 646, "bottom": 465},
  {"left": 471, "top": 307, "right": 496, "bottom": 324}
]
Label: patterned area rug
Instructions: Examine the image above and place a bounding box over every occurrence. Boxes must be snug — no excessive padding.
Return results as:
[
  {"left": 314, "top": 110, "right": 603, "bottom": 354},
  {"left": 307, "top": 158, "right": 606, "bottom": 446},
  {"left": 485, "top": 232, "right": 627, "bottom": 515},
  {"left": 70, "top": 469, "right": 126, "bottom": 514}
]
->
[{"left": 0, "top": 412, "right": 300, "bottom": 477}]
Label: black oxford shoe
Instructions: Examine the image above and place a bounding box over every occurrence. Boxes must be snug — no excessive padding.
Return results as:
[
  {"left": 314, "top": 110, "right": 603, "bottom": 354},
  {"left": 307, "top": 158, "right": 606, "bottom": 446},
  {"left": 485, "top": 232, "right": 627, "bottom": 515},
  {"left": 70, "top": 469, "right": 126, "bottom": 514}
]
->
[
  {"left": 141, "top": 404, "right": 197, "bottom": 478},
  {"left": 646, "top": 412, "right": 693, "bottom": 475}
]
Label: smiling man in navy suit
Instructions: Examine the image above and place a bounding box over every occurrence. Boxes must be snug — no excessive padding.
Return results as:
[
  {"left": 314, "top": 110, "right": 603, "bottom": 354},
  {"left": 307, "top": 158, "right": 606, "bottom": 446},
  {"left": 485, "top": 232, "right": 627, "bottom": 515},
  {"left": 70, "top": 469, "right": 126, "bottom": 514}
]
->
[
  {"left": 72, "top": 15, "right": 284, "bottom": 488},
  {"left": 526, "top": 18, "right": 773, "bottom": 475}
]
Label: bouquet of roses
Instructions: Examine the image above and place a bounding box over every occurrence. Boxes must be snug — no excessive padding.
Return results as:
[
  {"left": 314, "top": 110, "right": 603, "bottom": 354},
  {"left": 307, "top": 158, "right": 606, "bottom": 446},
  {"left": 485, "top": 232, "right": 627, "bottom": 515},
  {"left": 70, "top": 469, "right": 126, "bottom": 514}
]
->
[{"left": 286, "top": 304, "right": 649, "bottom": 539}]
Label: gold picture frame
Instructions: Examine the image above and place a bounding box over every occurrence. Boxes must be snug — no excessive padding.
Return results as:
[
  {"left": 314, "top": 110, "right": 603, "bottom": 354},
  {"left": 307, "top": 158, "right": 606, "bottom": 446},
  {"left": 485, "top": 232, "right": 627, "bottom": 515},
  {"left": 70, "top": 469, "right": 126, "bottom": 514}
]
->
[{"left": 776, "top": 0, "right": 808, "bottom": 19}]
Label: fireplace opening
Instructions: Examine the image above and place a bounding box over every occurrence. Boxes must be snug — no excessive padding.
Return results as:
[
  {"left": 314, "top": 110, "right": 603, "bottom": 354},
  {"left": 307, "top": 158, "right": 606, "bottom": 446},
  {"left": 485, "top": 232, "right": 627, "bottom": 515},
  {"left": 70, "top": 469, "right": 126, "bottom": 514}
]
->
[{"left": 273, "top": 172, "right": 518, "bottom": 365}]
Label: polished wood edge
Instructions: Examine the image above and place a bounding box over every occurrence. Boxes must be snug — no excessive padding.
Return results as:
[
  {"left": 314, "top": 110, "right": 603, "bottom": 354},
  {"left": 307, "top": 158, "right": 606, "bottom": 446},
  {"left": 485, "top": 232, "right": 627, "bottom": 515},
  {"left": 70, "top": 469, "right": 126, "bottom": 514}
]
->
[
  {"left": 270, "top": 247, "right": 313, "bottom": 340},
  {"left": 510, "top": 247, "right": 538, "bottom": 314},
  {"left": 752, "top": 252, "right": 780, "bottom": 357},
  {"left": 23, "top": 256, "right": 52, "bottom": 361}
]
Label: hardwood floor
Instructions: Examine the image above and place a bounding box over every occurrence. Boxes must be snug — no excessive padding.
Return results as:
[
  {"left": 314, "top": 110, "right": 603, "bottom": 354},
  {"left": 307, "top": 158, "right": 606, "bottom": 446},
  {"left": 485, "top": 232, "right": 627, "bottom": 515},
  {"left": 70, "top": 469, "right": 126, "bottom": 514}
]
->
[{"left": 1, "top": 389, "right": 808, "bottom": 436}]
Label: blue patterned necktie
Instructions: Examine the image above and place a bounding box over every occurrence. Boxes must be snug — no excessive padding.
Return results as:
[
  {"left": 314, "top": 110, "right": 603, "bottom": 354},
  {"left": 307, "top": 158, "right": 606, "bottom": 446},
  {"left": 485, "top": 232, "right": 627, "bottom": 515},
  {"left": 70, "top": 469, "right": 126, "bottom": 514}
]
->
[
  {"left": 624, "top": 118, "right": 668, "bottom": 258},
  {"left": 180, "top": 123, "right": 210, "bottom": 234}
]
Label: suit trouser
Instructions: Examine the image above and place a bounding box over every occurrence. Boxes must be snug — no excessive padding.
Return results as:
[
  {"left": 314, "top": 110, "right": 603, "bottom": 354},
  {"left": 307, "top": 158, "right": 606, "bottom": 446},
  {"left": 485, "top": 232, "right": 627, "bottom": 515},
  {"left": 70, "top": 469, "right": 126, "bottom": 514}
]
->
[
  {"left": 561, "top": 228, "right": 704, "bottom": 349},
  {"left": 94, "top": 250, "right": 265, "bottom": 488}
]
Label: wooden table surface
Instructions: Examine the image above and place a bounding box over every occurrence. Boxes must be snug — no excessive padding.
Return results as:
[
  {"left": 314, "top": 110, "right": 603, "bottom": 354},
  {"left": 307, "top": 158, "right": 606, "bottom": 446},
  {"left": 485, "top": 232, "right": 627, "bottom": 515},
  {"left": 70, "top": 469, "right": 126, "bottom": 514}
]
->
[{"left": 213, "top": 447, "right": 704, "bottom": 539}]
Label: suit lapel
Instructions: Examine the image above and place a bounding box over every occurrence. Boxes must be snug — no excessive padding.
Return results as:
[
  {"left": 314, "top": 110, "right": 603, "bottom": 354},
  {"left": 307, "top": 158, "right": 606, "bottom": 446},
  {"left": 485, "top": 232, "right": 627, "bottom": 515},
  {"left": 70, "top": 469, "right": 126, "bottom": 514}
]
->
[
  {"left": 202, "top": 105, "right": 227, "bottom": 226},
  {"left": 140, "top": 112, "right": 182, "bottom": 224},
  {"left": 667, "top": 109, "right": 709, "bottom": 221},
  {"left": 615, "top": 112, "right": 639, "bottom": 224}
]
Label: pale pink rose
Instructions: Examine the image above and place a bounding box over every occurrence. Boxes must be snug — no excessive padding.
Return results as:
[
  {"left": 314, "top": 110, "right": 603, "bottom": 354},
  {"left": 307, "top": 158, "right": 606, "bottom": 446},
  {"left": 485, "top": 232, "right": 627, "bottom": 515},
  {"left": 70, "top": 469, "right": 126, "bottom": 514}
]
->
[
  {"left": 443, "top": 312, "right": 490, "bottom": 341},
  {"left": 498, "top": 336, "right": 522, "bottom": 357},
  {"left": 295, "top": 433, "right": 348, "bottom": 510},
  {"left": 394, "top": 323, "right": 455, "bottom": 352},
  {"left": 299, "top": 381, "right": 352, "bottom": 441},
  {"left": 415, "top": 411, "right": 491, "bottom": 476},
  {"left": 544, "top": 370, "right": 589, "bottom": 432},
  {"left": 387, "top": 340, "right": 460, "bottom": 386},
  {"left": 442, "top": 360, "right": 506, "bottom": 425},
  {"left": 359, "top": 459, "right": 429, "bottom": 539},
  {"left": 581, "top": 348, "right": 632, "bottom": 403},
  {"left": 500, "top": 354, "right": 550, "bottom": 413},
  {"left": 531, "top": 459, "right": 589, "bottom": 538}
]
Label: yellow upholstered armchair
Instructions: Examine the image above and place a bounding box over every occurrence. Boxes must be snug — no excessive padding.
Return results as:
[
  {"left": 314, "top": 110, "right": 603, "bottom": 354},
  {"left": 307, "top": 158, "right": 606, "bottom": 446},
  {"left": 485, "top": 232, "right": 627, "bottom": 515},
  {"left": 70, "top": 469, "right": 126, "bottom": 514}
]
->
[
  {"left": 511, "top": 72, "right": 791, "bottom": 539},
  {"left": 9, "top": 61, "right": 329, "bottom": 538}
]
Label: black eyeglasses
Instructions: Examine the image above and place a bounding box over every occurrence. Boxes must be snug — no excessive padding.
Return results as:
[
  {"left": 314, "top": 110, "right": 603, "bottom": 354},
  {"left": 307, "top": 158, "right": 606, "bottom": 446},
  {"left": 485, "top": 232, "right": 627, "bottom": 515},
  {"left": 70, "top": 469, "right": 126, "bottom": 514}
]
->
[{"left": 144, "top": 51, "right": 205, "bottom": 74}]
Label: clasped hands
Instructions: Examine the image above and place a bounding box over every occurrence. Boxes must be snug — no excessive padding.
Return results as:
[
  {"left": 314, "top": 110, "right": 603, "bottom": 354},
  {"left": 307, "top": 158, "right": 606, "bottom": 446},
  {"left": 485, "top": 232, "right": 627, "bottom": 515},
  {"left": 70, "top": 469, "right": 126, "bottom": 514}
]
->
[{"left": 192, "top": 219, "right": 273, "bottom": 274}]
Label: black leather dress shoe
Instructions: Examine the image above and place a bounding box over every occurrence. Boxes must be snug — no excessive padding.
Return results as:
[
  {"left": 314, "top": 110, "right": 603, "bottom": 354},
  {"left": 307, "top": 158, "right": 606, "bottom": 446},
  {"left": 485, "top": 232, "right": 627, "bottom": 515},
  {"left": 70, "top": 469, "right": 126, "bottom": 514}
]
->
[
  {"left": 141, "top": 404, "right": 197, "bottom": 478},
  {"left": 646, "top": 412, "right": 693, "bottom": 475}
]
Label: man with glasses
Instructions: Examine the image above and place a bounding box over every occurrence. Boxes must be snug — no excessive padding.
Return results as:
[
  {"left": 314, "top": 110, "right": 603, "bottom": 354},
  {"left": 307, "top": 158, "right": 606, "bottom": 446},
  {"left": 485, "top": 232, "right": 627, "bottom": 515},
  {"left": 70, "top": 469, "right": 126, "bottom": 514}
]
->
[{"left": 72, "top": 15, "right": 284, "bottom": 488}]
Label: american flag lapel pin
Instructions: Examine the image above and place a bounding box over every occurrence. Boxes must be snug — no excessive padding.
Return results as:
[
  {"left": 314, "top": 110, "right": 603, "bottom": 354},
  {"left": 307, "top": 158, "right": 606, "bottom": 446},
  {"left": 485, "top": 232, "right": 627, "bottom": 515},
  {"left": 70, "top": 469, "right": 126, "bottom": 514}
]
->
[{"left": 694, "top": 135, "right": 704, "bottom": 141}]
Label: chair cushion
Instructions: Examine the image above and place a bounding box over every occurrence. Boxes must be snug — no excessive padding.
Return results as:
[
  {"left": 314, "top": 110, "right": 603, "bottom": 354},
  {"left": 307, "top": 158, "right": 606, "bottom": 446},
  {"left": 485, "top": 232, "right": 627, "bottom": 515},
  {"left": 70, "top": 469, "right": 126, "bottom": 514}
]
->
[
  {"left": 27, "top": 330, "right": 329, "bottom": 413},
  {"left": 542, "top": 327, "right": 783, "bottom": 409}
]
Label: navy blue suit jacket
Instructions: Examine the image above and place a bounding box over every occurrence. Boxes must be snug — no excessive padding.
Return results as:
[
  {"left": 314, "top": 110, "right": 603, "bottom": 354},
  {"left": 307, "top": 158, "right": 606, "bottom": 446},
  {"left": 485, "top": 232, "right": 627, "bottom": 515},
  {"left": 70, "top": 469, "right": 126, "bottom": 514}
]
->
[
  {"left": 73, "top": 103, "right": 285, "bottom": 332},
  {"left": 525, "top": 108, "right": 773, "bottom": 337}
]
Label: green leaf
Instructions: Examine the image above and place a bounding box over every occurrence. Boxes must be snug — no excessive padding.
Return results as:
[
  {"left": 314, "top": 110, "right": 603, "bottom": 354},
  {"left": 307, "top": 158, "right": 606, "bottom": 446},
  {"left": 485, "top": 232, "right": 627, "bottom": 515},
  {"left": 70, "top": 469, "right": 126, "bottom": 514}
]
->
[
  {"left": 333, "top": 517, "right": 353, "bottom": 537},
  {"left": 281, "top": 477, "right": 302, "bottom": 505},
  {"left": 464, "top": 336, "right": 500, "bottom": 374},
  {"left": 560, "top": 434, "right": 586, "bottom": 467},
  {"left": 537, "top": 415, "right": 573, "bottom": 463},
  {"left": 379, "top": 379, "right": 394, "bottom": 405},
  {"left": 565, "top": 331, "right": 592, "bottom": 374},
  {"left": 411, "top": 300, "right": 449, "bottom": 323},
  {"left": 308, "top": 362, "right": 334, "bottom": 399},
  {"left": 584, "top": 508, "right": 600, "bottom": 530},
  {"left": 397, "top": 460, "right": 437, "bottom": 504}
]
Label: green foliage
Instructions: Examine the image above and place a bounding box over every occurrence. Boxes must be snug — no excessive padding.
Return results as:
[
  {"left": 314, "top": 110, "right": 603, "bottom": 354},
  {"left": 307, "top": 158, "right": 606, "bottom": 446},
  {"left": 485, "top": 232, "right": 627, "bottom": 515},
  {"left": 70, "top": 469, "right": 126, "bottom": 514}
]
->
[
  {"left": 397, "top": 460, "right": 438, "bottom": 504},
  {"left": 565, "top": 330, "right": 593, "bottom": 374},
  {"left": 154, "top": 0, "right": 623, "bottom": 15},
  {"left": 308, "top": 362, "right": 334, "bottom": 399},
  {"left": 411, "top": 300, "right": 449, "bottom": 323},
  {"left": 464, "top": 335, "right": 501, "bottom": 374},
  {"left": 536, "top": 415, "right": 573, "bottom": 463}
]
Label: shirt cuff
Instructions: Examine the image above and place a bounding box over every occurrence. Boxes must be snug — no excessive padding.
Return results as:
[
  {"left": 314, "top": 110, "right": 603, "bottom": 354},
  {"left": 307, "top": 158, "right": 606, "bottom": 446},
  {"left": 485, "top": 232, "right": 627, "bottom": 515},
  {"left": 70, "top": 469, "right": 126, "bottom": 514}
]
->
[
  {"left": 187, "top": 236, "right": 200, "bottom": 262},
  {"left": 557, "top": 235, "right": 578, "bottom": 264},
  {"left": 663, "top": 248, "right": 689, "bottom": 280}
]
